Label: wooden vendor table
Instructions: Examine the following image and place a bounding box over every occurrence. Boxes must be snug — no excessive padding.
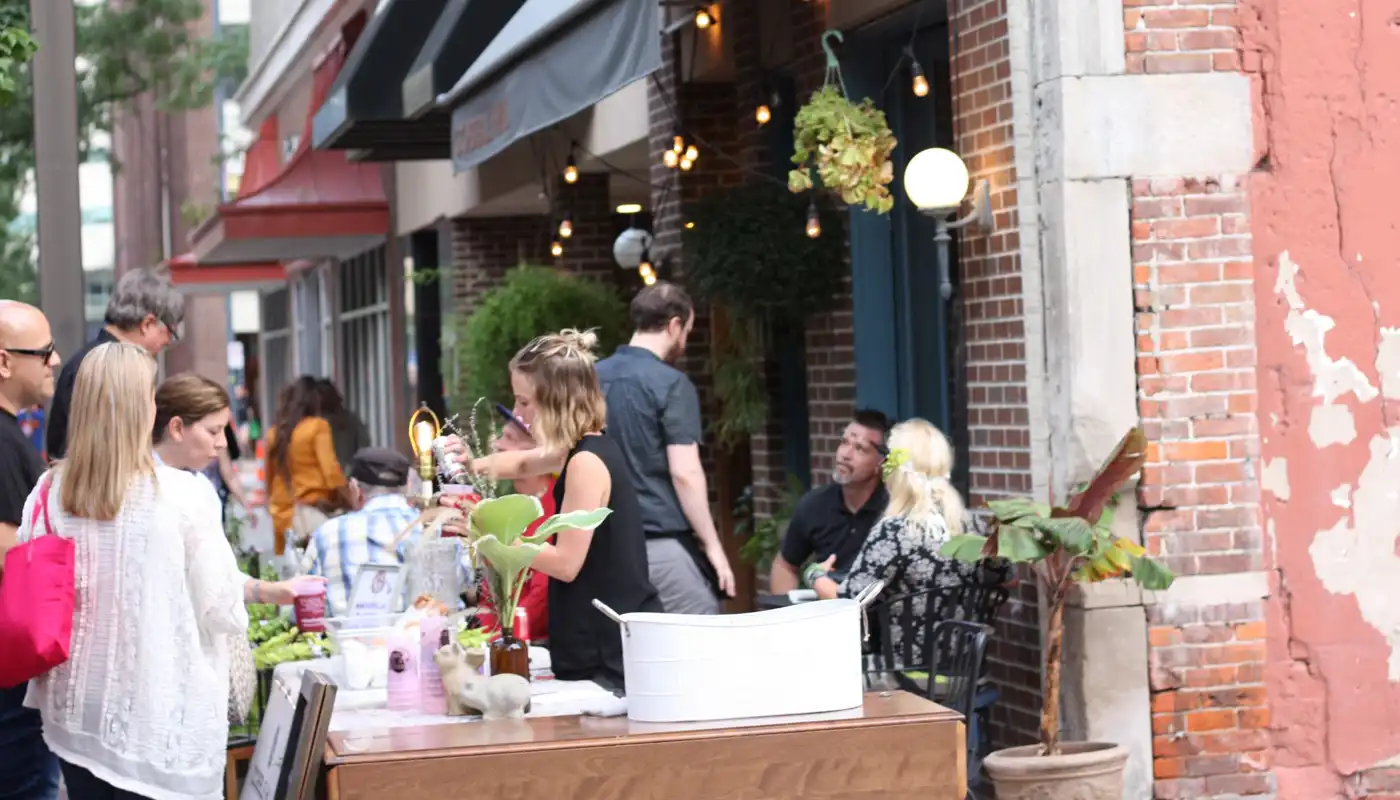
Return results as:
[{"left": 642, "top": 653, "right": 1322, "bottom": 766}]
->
[{"left": 321, "top": 691, "right": 966, "bottom": 800}]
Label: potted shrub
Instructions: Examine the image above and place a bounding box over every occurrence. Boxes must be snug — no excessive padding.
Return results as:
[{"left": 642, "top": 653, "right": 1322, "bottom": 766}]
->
[{"left": 940, "top": 427, "right": 1174, "bottom": 799}]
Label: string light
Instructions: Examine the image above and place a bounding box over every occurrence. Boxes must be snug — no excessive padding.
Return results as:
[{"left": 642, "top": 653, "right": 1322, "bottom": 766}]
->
[
  {"left": 558, "top": 213, "right": 573, "bottom": 239},
  {"left": 684, "top": 221, "right": 695, "bottom": 229},
  {"left": 638, "top": 248, "right": 654, "bottom": 277},
  {"left": 694, "top": 5, "right": 713, "bottom": 29},
  {"left": 679, "top": 156, "right": 694, "bottom": 171},
  {"left": 563, "top": 153, "right": 579, "bottom": 184},
  {"left": 551, "top": 240, "right": 564, "bottom": 257},
  {"left": 642, "top": 270, "right": 657, "bottom": 286},
  {"left": 684, "top": 144, "right": 698, "bottom": 163},
  {"left": 909, "top": 51, "right": 929, "bottom": 98},
  {"left": 805, "top": 201, "right": 821, "bottom": 238},
  {"left": 755, "top": 103, "right": 771, "bottom": 125},
  {"left": 663, "top": 149, "right": 679, "bottom": 169},
  {"left": 672, "top": 134, "right": 685, "bottom": 154}
]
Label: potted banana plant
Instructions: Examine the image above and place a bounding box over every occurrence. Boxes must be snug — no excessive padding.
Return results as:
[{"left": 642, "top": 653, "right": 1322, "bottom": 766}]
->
[{"left": 940, "top": 427, "right": 1174, "bottom": 799}]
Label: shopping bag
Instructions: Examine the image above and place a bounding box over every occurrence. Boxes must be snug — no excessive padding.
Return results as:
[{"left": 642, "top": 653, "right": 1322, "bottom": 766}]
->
[{"left": 0, "top": 478, "right": 74, "bottom": 688}]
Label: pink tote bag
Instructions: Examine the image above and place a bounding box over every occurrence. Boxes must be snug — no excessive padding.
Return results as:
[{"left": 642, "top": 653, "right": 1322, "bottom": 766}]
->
[{"left": 0, "top": 478, "right": 75, "bottom": 688}]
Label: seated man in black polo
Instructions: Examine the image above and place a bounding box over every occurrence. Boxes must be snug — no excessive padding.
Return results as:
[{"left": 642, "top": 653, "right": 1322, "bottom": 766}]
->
[{"left": 770, "top": 409, "right": 891, "bottom": 593}]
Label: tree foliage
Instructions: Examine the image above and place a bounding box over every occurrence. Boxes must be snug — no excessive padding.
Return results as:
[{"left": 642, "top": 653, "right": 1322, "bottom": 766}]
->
[{"left": 0, "top": 0, "right": 247, "bottom": 301}]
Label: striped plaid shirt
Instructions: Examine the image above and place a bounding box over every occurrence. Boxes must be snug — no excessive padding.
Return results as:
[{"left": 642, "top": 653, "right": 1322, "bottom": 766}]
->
[{"left": 300, "top": 493, "right": 470, "bottom": 617}]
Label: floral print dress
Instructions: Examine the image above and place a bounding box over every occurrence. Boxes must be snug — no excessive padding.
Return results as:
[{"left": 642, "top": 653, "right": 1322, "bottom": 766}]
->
[{"left": 837, "top": 513, "right": 975, "bottom": 664}]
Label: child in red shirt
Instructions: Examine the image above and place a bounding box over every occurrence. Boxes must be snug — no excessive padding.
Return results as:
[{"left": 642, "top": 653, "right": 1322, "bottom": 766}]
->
[{"left": 471, "top": 421, "right": 554, "bottom": 637}]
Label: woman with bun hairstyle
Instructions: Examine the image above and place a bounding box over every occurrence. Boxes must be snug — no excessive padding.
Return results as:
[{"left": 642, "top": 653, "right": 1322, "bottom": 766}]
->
[
  {"left": 459, "top": 328, "right": 662, "bottom": 687},
  {"left": 810, "top": 418, "right": 974, "bottom": 658}
]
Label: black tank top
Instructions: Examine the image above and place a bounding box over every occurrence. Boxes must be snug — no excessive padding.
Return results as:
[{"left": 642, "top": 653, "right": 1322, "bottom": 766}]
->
[{"left": 548, "top": 432, "right": 662, "bottom": 687}]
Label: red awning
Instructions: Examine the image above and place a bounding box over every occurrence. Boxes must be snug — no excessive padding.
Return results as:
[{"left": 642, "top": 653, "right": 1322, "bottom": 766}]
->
[
  {"left": 165, "top": 252, "right": 287, "bottom": 292},
  {"left": 189, "top": 13, "right": 386, "bottom": 265}
]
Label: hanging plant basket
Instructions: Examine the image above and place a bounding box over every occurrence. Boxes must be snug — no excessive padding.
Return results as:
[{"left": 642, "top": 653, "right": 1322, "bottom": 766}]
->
[{"left": 788, "top": 85, "right": 897, "bottom": 214}]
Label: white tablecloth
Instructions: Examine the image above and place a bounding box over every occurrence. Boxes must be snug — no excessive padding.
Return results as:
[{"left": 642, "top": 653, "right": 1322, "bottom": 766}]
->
[{"left": 271, "top": 654, "right": 619, "bottom": 733}]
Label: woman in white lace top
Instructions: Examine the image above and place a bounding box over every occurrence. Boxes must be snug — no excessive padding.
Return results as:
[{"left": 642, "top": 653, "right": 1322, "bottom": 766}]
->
[{"left": 16, "top": 343, "right": 252, "bottom": 799}]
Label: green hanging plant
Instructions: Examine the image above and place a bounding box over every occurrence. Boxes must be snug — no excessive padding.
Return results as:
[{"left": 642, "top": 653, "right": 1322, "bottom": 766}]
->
[{"left": 788, "top": 85, "right": 897, "bottom": 214}]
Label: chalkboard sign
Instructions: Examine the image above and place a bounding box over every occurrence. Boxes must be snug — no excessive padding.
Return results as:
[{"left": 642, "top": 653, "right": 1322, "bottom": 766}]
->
[{"left": 241, "top": 670, "right": 337, "bottom": 800}]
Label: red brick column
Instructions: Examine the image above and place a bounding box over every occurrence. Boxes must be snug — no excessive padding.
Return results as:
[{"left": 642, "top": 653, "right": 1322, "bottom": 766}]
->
[{"left": 449, "top": 215, "right": 551, "bottom": 315}]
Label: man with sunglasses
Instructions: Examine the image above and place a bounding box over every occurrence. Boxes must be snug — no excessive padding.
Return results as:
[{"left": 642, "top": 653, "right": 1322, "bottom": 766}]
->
[
  {"left": 0, "top": 300, "right": 61, "bottom": 799},
  {"left": 46, "top": 267, "right": 184, "bottom": 460}
]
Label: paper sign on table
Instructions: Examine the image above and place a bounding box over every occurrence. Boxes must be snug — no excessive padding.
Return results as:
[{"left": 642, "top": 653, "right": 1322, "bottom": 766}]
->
[{"left": 347, "top": 563, "right": 402, "bottom": 618}]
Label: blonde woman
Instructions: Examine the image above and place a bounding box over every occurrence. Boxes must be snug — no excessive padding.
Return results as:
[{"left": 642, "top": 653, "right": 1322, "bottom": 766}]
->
[
  {"left": 454, "top": 329, "right": 662, "bottom": 687},
  {"left": 811, "top": 418, "right": 973, "bottom": 658},
  {"left": 16, "top": 343, "right": 249, "bottom": 799}
]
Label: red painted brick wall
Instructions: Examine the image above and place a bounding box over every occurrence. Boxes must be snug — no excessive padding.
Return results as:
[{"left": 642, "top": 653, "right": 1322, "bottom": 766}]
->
[{"left": 950, "top": 0, "right": 1041, "bottom": 749}]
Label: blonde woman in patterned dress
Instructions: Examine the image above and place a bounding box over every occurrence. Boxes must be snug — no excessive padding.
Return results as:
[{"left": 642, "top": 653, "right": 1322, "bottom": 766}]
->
[{"left": 811, "top": 418, "right": 973, "bottom": 658}]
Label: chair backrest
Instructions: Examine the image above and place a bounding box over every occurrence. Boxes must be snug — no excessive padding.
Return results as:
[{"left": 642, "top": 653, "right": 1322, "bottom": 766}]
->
[
  {"left": 866, "top": 558, "right": 1011, "bottom": 669},
  {"left": 929, "top": 619, "right": 990, "bottom": 721}
]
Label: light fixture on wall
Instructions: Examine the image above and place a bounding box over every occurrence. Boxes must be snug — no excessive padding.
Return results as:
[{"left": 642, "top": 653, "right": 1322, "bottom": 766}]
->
[
  {"left": 693, "top": 5, "right": 714, "bottom": 29},
  {"left": 613, "top": 227, "right": 653, "bottom": 270},
  {"left": 907, "top": 48, "right": 929, "bottom": 98},
  {"left": 558, "top": 211, "right": 573, "bottom": 239},
  {"left": 903, "top": 147, "right": 992, "bottom": 301},
  {"left": 616, "top": 203, "right": 643, "bottom": 215}
]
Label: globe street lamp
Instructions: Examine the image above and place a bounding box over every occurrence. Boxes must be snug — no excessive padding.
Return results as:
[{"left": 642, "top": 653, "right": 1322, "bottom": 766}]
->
[{"left": 902, "top": 147, "right": 992, "bottom": 300}]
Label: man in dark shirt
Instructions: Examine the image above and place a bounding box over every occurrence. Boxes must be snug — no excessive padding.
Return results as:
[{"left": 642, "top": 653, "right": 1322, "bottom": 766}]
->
[
  {"left": 0, "top": 300, "right": 62, "bottom": 799},
  {"left": 770, "top": 409, "right": 892, "bottom": 593},
  {"left": 594, "top": 282, "right": 735, "bottom": 614},
  {"left": 47, "top": 266, "right": 184, "bottom": 459}
]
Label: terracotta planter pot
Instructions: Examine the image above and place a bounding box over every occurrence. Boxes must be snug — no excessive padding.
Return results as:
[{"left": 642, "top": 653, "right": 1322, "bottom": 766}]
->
[{"left": 983, "top": 741, "right": 1129, "bottom": 800}]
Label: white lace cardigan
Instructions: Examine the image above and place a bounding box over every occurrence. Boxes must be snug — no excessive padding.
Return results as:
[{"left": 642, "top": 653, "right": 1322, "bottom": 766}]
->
[{"left": 18, "top": 465, "right": 249, "bottom": 800}]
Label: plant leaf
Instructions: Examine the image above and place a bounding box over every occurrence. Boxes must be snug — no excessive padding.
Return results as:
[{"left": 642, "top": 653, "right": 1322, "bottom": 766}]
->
[
  {"left": 1129, "top": 554, "right": 1176, "bottom": 591},
  {"left": 940, "top": 534, "right": 990, "bottom": 563},
  {"left": 1031, "top": 516, "right": 1095, "bottom": 556},
  {"left": 469, "top": 494, "right": 544, "bottom": 544},
  {"left": 988, "top": 498, "right": 1051, "bottom": 523},
  {"left": 997, "top": 527, "right": 1050, "bottom": 563},
  {"left": 475, "top": 536, "right": 545, "bottom": 583},
  {"left": 1062, "top": 427, "right": 1148, "bottom": 523},
  {"left": 524, "top": 507, "right": 613, "bottom": 541}
]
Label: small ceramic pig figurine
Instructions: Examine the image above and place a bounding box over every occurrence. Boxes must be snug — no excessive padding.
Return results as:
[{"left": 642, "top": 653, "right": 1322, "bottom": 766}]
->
[{"left": 434, "top": 642, "right": 532, "bottom": 720}]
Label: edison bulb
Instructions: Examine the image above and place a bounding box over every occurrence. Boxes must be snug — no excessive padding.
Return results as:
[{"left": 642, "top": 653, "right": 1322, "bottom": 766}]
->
[
  {"left": 559, "top": 218, "right": 573, "bottom": 239},
  {"left": 663, "top": 149, "right": 679, "bottom": 168},
  {"left": 639, "top": 263, "right": 655, "bottom": 280},
  {"left": 684, "top": 144, "right": 698, "bottom": 162},
  {"left": 694, "top": 7, "right": 713, "bottom": 28},
  {"left": 755, "top": 104, "right": 771, "bottom": 125},
  {"left": 672, "top": 135, "right": 684, "bottom": 154},
  {"left": 413, "top": 420, "right": 436, "bottom": 454},
  {"left": 679, "top": 157, "right": 693, "bottom": 172},
  {"left": 911, "top": 62, "right": 929, "bottom": 98},
  {"left": 805, "top": 203, "right": 821, "bottom": 238},
  {"left": 642, "top": 270, "right": 657, "bottom": 286},
  {"left": 563, "top": 161, "right": 579, "bottom": 184},
  {"left": 551, "top": 240, "right": 563, "bottom": 257}
]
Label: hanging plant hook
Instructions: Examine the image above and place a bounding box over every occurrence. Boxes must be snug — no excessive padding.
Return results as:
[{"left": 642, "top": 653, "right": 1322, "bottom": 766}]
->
[{"left": 820, "top": 29, "right": 848, "bottom": 97}]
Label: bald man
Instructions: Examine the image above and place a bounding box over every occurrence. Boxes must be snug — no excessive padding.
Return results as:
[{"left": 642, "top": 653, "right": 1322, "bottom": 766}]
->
[{"left": 0, "top": 300, "right": 61, "bottom": 800}]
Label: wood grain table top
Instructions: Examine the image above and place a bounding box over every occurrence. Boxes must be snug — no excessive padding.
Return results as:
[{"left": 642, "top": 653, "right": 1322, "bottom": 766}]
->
[{"left": 325, "top": 691, "right": 959, "bottom": 765}]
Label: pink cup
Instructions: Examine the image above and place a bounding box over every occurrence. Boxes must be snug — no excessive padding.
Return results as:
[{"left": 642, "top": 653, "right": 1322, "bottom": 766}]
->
[{"left": 293, "top": 582, "right": 327, "bottom": 634}]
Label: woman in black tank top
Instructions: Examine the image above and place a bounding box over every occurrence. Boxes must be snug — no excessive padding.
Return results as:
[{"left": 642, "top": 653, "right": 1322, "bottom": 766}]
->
[{"left": 483, "top": 328, "right": 661, "bottom": 688}]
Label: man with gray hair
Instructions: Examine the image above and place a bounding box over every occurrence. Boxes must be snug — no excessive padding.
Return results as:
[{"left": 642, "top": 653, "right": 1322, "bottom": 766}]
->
[{"left": 46, "top": 266, "right": 184, "bottom": 459}]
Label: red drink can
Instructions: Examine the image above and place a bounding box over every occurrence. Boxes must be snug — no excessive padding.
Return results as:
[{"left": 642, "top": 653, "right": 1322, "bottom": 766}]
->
[{"left": 514, "top": 607, "right": 530, "bottom": 643}]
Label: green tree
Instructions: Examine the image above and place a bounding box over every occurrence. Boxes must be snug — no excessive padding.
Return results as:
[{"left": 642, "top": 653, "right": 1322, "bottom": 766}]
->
[{"left": 0, "top": 0, "right": 248, "bottom": 301}]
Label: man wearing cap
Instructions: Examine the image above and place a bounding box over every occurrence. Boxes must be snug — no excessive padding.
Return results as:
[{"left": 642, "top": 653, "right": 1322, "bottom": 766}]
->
[{"left": 301, "top": 447, "right": 469, "bottom": 616}]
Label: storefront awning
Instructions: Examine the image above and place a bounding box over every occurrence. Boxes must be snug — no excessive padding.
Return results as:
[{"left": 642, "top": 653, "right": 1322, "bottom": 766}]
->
[
  {"left": 311, "top": 0, "right": 451, "bottom": 158},
  {"left": 165, "top": 252, "right": 287, "bottom": 293},
  {"left": 190, "top": 13, "right": 389, "bottom": 265},
  {"left": 441, "top": 0, "right": 660, "bottom": 173},
  {"left": 401, "top": 0, "right": 528, "bottom": 119}
]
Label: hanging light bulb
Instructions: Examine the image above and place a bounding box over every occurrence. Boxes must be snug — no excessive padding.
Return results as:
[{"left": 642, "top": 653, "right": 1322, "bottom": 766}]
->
[
  {"left": 694, "top": 5, "right": 713, "bottom": 29},
  {"left": 642, "top": 271, "right": 658, "bottom": 286},
  {"left": 551, "top": 240, "right": 564, "bottom": 257},
  {"left": 663, "top": 149, "right": 679, "bottom": 169},
  {"left": 558, "top": 215, "right": 573, "bottom": 239},
  {"left": 639, "top": 263, "right": 656, "bottom": 281},
  {"left": 755, "top": 103, "right": 772, "bottom": 125},
  {"left": 684, "top": 220, "right": 695, "bottom": 229},
  {"left": 679, "top": 156, "right": 694, "bottom": 171},
  {"left": 805, "top": 201, "right": 821, "bottom": 238},
  {"left": 638, "top": 249, "right": 654, "bottom": 275},
  {"left": 563, "top": 154, "right": 579, "bottom": 184},
  {"left": 684, "top": 144, "right": 698, "bottom": 163},
  {"left": 910, "top": 56, "right": 930, "bottom": 98},
  {"left": 672, "top": 134, "right": 685, "bottom": 154}
]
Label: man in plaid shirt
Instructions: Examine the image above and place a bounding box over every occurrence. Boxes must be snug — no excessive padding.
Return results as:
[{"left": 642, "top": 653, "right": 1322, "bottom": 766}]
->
[{"left": 301, "top": 447, "right": 470, "bottom": 616}]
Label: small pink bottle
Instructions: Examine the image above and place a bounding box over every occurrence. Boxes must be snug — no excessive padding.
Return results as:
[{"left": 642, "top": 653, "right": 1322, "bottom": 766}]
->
[
  {"left": 418, "top": 616, "right": 450, "bottom": 715},
  {"left": 386, "top": 630, "right": 419, "bottom": 712}
]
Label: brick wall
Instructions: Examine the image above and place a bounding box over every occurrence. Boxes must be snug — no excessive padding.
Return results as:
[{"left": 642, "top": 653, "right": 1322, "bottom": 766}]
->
[
  {"left": 950, "top": 0, "right": 1042, "bottom": 749},
  {"left": 449, "top": 215, "right": 551, "bottom": 314},
  {"left": 553, "top": 171, "right": 625, "bottom": 289},
  {"left": 1124, "top": 1, "right": 1241, "bottom": 74}
]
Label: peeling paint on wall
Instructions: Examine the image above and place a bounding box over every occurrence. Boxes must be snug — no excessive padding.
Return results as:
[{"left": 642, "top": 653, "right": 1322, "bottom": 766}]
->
[
  {"left": 1378, "top": 328, "right": 1400, "bottom": 400},
  {"left": 1309, "top": 430, "right": 1400, "bottom": 678},
  {"left": 1261, "top": 457, "right": 1290, "bottom": 501}
]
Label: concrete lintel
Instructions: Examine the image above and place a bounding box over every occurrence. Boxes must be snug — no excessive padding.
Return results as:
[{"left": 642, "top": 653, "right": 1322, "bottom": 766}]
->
[
  {"left": 1036, "top": 72, "right": 1254, "bottom": 182},
  {"left": 1143, "top": 571, "right": 1272, "bottom": 607},
  {"left": 1034, "top": 0, "right": 1127, "bottom": 81}
]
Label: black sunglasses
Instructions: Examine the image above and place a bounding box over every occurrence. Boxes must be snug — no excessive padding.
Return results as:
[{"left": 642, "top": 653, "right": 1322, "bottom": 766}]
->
[{"left": 3, "top": 342, "right": 56, "bottom": 362}]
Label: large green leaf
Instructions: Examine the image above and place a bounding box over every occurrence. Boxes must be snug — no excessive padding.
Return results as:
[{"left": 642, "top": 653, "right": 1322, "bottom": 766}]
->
[
  {"left": 1031, "top": 516, "right": 1095, "bottom": 556},
  {"left": 524, "top": 508, "right": 614, "bottom": 541},
  {"left": 1129, "top": 555, "right": 1176, "bottom": 591},
  {"left": 470, "top": 494, "right": 544, "bottom": 544},
  {"left": 475, "top": 535, "right": 545, "bottom": 580},
  {"left": 997, "top": 527, "right": 1051, "bottom": 563},
  {"left": 987, "top": 498, "right": 1051, "bottom": 523},
  {"left": 940, "top": 534, "right": 990, "bottom": 563}
]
